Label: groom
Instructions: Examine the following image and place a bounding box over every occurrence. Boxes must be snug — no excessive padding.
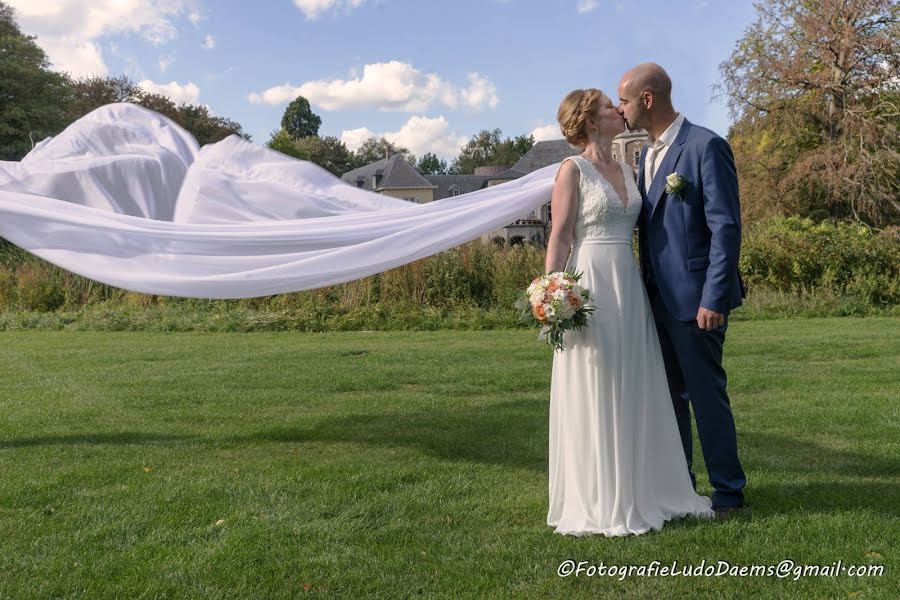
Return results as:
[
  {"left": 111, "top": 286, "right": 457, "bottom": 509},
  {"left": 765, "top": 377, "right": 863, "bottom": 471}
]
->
[{"left": 616, "top": 63, "right": 747, "bottom": 518}]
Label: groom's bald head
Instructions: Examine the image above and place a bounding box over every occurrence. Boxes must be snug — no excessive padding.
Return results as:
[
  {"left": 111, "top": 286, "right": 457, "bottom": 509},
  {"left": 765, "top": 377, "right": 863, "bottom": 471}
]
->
[
  {"left": 616, "top": 62, "right": 676, "bottom": 132},
  {"left": 620, "top": 63, "right": 672, "bottom": 106}
]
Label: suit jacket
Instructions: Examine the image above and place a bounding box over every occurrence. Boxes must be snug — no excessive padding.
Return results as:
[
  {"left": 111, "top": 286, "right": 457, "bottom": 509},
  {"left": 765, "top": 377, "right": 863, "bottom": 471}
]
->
[{"left": 636, "top": 117, "right": 747, "bottom": 321}]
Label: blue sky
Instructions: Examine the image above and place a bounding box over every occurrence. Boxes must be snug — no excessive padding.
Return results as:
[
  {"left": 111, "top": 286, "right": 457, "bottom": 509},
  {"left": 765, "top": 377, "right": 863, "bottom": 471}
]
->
[{"left": 11, "top": 0, "right": 759, "bottom": 160}]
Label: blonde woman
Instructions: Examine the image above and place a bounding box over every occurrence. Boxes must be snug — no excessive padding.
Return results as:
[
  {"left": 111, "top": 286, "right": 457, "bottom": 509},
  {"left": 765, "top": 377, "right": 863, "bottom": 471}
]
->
[{"left": 546, "top": 88, "right": 715, "bottom": 536}]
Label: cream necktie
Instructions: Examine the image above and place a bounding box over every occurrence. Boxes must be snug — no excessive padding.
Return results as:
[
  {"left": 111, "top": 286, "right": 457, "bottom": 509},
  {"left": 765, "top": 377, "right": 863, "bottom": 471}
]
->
[{"left": 645, "top": 139, "right": 665, "bottom": 190}]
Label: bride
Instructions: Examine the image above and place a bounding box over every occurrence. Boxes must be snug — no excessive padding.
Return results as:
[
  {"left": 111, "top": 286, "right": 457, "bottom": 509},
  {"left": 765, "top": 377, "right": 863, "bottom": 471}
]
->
[{"left": 545, "top": 88, "right": 715, "bottom": 536}]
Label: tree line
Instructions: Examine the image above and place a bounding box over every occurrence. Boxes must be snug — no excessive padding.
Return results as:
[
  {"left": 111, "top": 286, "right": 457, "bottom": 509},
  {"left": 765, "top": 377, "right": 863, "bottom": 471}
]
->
[
  {"left": 0, "top": 1, "right": 534, "bottom": 178},
  {"left": 1, "top": 0, "right": 897, "bottom": 227},
  {"left": 266, "top": 94, "right": 534, "bottom": 176}
]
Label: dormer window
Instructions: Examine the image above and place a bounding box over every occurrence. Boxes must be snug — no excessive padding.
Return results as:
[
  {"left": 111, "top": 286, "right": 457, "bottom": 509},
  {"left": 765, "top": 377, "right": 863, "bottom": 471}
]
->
[
  {"left": 356, "top": 176, "right": 364, "bottom": 188},
  {"left": 449, "top": 184, "right": 461, "bottom": 197}
]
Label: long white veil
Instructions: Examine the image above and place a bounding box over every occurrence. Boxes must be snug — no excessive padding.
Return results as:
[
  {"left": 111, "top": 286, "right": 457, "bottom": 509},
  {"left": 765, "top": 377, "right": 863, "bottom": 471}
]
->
[{"left": 0, "top": 103, "right": 557, "bottom": 299}]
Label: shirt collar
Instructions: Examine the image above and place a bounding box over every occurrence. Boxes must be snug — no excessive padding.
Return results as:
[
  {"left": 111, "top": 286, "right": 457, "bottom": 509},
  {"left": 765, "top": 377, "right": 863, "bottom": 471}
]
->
[{"left": 652, "top": 113, "right": 684, "bottom": 149}]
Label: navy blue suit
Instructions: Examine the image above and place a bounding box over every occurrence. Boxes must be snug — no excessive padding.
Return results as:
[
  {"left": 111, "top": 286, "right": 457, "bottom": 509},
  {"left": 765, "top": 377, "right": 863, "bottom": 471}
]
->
[{"left": 636, "top": 117, "right": 747, "bottom": 509}]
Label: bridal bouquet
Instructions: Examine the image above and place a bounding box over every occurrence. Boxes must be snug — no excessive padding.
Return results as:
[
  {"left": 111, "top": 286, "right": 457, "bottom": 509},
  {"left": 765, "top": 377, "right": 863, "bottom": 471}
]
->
[{"left": 513, "top": 270, "right": 595, "bottom": 352}]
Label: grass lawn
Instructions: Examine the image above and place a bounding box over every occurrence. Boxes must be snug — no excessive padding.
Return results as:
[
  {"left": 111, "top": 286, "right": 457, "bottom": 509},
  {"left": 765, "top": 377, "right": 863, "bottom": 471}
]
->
[{"left": 0, "top": 317, "right": 897, "bottom": 599}]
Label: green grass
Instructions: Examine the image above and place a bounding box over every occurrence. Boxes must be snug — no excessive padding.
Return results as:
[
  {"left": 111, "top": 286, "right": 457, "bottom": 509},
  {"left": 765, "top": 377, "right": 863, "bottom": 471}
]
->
[{"left": 0, "top": 317, "right": 897, "bottom": 599}]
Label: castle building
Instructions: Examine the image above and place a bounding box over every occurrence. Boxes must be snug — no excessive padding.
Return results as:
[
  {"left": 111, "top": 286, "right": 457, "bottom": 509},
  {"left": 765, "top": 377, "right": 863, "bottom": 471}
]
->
[{"left": 340, "top": 129, "right": 648, "bottom": 247}]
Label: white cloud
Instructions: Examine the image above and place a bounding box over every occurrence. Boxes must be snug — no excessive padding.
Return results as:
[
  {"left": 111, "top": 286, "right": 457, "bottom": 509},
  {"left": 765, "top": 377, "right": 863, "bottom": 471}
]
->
[
  {"left": 7, "top": 0, "right": 196, "bottom": 77},
  {"left": 577, "top": 0, "right": 599, "bottom": 13},
  {"left": 530, "top": 123, "right": 564, "bottom": 142},
  {"left": 340, "top": 127, "right": 377, "bottom": 152},
  {"left": 248, "top": 61, "right": 499, "bottom": 113},
  {"left": 137, "top": 79, "right": 201, "bottom": 104},
  {"left": 188, "top": 10, "right": 203, "bottom": 25},
  {"left": 158, "top": 53, "right": 175, "bottom": 72},
  {"left": 202, "top": 34, "right": 215, "bottom": 49},
  {"left": 341, "top": 115, "right": 469, "bottom": 161},
  {"left": 38, "top": 39, "right": 109, "bottom": 77},
  {"left": 292, "top": 0, "right": 368, "bottom": 20},
  {"left": 458, "top": 73, "right": 500, "bottom": 111}
]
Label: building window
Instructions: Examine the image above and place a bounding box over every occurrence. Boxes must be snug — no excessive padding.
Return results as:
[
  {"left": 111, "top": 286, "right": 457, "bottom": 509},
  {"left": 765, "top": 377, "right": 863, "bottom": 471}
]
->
[
  {"left": 633, "top": 150, "right": 641, "bottom": 166},
  {"left": 449, "top": 185, "right": 461, "bottom": 197}
]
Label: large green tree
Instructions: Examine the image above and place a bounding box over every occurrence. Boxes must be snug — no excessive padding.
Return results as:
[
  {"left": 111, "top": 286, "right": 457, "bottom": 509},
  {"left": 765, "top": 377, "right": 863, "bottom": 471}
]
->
[
  {"left": 266, "top": 129, "right": 354, "bottom": 176},
  {"left": 174, "top": 103, "right": 249, "bottom": 146},
  {"left": 62, "top": 74, "right": 250, "bottom": 145},
  {"left": 64, "top": 74, "right": 142, "bottom": 123},
  {"left": 0, "top": 2, "right": 71, "bottom": 160},
  {"left": 719, "top": 0, "right": 899, "bottom": 226},
  {"left": 449, "top": 129, "right": 534, "bottom": 174},
  {"left": 280, "top": 96, "right": 321, "bottom": 139},
  {"left": 417, "top": 152, "right": 448, "bottom": 175}
]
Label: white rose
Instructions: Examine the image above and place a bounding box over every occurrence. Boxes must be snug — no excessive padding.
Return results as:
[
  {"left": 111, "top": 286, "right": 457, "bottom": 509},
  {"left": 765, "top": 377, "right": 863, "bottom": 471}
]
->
[{"left": 666, "top": 173, "right": 680, "bottom": 188}]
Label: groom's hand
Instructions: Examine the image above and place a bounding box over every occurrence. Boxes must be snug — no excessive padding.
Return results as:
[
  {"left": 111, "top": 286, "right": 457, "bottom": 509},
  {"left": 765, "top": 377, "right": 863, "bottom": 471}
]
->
[{"left": 696, "top": 307, "right": 725, "bottom": 330}]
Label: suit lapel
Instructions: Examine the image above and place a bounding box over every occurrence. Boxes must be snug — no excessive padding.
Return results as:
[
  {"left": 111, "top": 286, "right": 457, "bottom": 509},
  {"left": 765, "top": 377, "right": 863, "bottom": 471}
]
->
[{"left": 646, "top": 118, "right": 692, "bottom": 222}]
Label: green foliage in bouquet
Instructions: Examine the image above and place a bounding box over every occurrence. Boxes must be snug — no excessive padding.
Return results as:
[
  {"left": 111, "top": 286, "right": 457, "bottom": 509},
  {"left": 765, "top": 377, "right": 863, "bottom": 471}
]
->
[{"left": 512, "top": 268, "right": 595, "bottom": 352}]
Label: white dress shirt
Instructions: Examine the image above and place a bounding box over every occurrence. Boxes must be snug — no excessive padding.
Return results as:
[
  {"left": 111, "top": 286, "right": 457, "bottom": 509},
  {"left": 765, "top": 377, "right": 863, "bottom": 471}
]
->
[{"left": 643, "top": 112, "right": 685, "bottom": 192}]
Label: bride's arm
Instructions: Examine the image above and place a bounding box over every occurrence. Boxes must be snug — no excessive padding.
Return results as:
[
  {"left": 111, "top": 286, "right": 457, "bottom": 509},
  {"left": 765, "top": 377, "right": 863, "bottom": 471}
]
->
[{"left": 545, "top": 160, "right": 579, "bottom": 274}]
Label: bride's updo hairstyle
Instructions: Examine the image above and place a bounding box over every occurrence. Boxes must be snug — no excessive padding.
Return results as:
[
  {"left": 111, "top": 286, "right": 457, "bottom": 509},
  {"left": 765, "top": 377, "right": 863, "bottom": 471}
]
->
[{"left": 557, "top": 88, "right": 603, "bottom": 149}]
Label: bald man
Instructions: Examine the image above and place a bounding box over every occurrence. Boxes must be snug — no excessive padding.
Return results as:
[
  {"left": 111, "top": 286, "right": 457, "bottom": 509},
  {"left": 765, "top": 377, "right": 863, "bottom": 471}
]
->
[{"left": 617, "top": 63, "right": 748, "bottom": 520}]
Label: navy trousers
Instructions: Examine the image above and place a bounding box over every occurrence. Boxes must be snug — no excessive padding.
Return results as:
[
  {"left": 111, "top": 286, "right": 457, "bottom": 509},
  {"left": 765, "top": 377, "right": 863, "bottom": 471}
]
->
[{"left": 644, "top": 271, "right": 747, "bottom": 509}]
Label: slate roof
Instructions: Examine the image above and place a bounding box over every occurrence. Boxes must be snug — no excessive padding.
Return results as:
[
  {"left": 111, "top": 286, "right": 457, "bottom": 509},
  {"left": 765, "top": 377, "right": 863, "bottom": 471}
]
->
[
  {"left": 484, "top": 167, "right": 527, "bottom": 181},
  {"left": 340, "top": 154, "right": 435, "bottom": 191},
  {"left": 510, "top": 140, "right": 582, "bottom": 174},
  {"left": 427, "top": 174, "right": 490, "bottom": 198}
]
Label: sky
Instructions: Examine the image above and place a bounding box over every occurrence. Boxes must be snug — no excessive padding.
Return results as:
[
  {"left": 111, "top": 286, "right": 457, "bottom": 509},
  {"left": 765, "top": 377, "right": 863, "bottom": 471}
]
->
[{"left": 9, "top": 0, "right": 760, "bottom": 161}]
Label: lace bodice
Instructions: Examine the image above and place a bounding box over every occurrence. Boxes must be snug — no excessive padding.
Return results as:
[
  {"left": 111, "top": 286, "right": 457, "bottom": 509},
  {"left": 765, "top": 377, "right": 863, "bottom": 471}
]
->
[{"left": 560, "top": 155, "right": 641, "bottom": 245}]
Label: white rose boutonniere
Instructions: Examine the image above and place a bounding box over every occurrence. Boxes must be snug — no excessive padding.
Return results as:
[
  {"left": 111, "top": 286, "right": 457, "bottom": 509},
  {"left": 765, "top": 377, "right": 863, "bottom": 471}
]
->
[{"left": 665, "top": 172, "right": 687, "bottom": 198}]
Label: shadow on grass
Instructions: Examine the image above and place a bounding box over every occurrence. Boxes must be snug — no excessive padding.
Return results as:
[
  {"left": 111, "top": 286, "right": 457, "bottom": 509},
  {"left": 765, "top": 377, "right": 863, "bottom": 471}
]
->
[
  {"left": 0, "top": 431, "right": 194, "bottom": 449},
  {"left": 238, "top": 407, "right": 900, "bottom": 517},
  {"left": 738, "top": 430, "right": 900, "bottom": 517},
  {"left": 240, "top": 399, "right": 548, "bottom": 472}
]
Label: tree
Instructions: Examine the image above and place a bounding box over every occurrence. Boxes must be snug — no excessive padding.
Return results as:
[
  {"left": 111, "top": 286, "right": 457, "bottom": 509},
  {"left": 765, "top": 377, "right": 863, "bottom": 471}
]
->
[
  {"left": 417, "top": 152, "right": 448, "bottom": 174},
  {"left": 64, "top": 74, "right": 142, "bottom": 123},
  {"left": 173, "top": 103, "right": 249, "bottom": 146},
  {"left": 266, "top": 129, "right": 299, "bottom": 158},
  {"left": 295, "top": 135, "right": 353, "bottom": 176},
  {"left": 494, "top": 134, "right": 534, "bottom": 168},
  {"left": 266, "top": 129, "right": 353, "bottom": 176},
  {"left": 718, "top": 0, "right": 899, "bottom": 226},
  {"left": 351, "top": 136, "right": 416, "bottom": 169},
  {"left": 449, "top": 129, "right": 534, "bottom": 174},
  {"left": 281, "top": 96, "right": 321, "bottom": 139},
  {"left": 61, "top": 75, "right": 249, "bottom": 145},
  {"left": 0, "top": 1, "right": 71, "bottom": 160}
]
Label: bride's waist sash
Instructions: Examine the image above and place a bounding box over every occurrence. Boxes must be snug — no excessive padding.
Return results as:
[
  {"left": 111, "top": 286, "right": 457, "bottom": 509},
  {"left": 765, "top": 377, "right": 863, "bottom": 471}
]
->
[{"left": 573, "top": 236, "right": 632, "bottom": 246}]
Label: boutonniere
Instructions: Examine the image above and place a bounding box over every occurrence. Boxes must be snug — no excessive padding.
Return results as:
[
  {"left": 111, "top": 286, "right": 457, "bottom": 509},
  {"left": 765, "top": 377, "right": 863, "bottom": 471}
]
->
[{"left": 665, "top": 172, "right": 687, "bottom": 199}]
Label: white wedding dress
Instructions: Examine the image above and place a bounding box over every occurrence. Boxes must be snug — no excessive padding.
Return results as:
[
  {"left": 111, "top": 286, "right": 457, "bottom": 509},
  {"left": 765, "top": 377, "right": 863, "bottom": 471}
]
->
[{"left": 547, "top": 155, "right": 714, "bottom": 537}]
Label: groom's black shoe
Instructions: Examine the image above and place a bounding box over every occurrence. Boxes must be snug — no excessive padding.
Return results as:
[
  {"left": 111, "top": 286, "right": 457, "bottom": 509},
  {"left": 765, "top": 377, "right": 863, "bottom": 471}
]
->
[{"left": 713, "top": 505, "right": 748, "bottom": 521}]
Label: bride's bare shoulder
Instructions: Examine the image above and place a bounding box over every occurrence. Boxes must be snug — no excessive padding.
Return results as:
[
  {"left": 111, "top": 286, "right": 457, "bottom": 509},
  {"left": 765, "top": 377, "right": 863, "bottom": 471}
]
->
[{"left": 554, "top": 156, "right": 581, "bottom": 184}]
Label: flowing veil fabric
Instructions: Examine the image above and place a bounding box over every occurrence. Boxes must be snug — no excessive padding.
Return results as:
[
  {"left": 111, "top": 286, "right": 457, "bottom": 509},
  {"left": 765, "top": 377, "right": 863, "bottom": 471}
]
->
[{"left": 0, "top": 103, "right": 557, "bottom": 299}]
